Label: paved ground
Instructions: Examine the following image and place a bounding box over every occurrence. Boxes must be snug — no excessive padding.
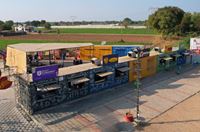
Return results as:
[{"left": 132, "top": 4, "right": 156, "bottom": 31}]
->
[
  {"left": 141, "top": 92, "right": 200, "bottom": 132},
  {"left": 0, "top": 88, "right": 43, "bottom": 132},
  {"left": 31, "top": 66, "right": 200, "bottom": 132},
  {"left": 0, "top": 61, "right": 43, "bottom": 132},
  {"left": 1, "top": 62, "right": 200, "bottom": 132}
]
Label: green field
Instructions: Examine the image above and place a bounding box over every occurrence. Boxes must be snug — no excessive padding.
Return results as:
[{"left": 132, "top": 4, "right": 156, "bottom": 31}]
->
[
  {"left": 0, "top": 40, "right": 152, "bottom": 50},
  {"left": 40, "top": 28, "right": 158, "bottom": 35}
]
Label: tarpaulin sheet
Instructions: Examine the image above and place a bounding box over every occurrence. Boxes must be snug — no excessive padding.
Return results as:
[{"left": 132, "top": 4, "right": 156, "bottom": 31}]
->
[{"left": 6, "top": 47, "right": 27, "bottom": 73}]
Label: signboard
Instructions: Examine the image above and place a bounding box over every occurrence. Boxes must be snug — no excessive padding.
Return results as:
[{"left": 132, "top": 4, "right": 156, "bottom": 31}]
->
[
  {"left": 103, "top": 54, "right": 118, "bottom": 66},
  {"left": 190, "top": 38, "right": 200, "bottom": 50},
  {"left": 32, "top": 65, "right": 58, "bottom": 81}
]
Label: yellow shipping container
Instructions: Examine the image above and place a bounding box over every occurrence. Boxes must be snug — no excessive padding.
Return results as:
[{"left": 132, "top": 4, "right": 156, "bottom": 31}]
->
[
  {"left": 129, "top": 60, "right": 137, "bottom": 82},
  {"left": 93, "top": 46, "right": 112, "bottom": 59},
  {"left": 141, "top": 56, "right": 157, "bottom": 77},
  {"left": 80, "top": 46, "right": 94, "bottom": 61},
  {"left": 129, "top": 55, "right": 157, "bottom": 82}
]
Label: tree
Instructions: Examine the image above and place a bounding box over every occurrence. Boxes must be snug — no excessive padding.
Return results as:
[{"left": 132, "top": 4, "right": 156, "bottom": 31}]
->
[
  {"left": 31, "top": 20, "right": 41, "bottom": 27},
  {"left": 0, "top": 21, "right": 4, "bottom": 31},
  {"left": 44, "top": 22, "right": 51, "bottom": 30},
  {"left": 25, "top": 21, "right": 31, "bottom": 26},
  {"left": 40, "top": 20, "right": 46, "bottom": 26},
  {"left": 148, "top": 6, "right": 185, "bottom": 36},
  {"left": 3, "top": 20, "right": 14, "bottom": 30},
  {"left": 191, "top": 13, "right": 200, "bottom": 33},
  {"left": 5, "top": 20, "right": 14, "bottom": 26},
  {"left": 122, "top": 18, "right": 132, "bottom": 28},
  {"left": 180, "top": 13, "right": 192, "bottom": 34}
]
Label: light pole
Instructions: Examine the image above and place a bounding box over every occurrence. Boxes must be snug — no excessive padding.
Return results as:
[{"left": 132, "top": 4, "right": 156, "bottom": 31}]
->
[{"left": 133, "top": 48, "right": 141, "bottom": 121}]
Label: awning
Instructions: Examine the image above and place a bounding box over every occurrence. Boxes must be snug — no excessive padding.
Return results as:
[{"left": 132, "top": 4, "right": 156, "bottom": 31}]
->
[
  {"left": 71, "top": 77, "right": 90, "bottom": 85},
  {"left": 117, "top": 67, "right": 130, "bottom": 72},
  {"left": 163, "top": 57, "right": 173, "bottom": 61},
  {"left": 8, "top": 43, "right": 93, "bottom": 52},
  {"left": 97, "top": 72, "right": 113, "bottom": 77}
]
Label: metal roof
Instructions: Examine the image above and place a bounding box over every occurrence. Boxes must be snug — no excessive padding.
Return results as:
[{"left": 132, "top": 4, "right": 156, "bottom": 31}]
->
[{"left": 8, "top": 43, "right": 93, "bottom": 52}]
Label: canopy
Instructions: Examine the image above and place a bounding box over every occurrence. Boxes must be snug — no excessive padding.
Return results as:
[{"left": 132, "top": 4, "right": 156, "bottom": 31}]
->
[
  {"left": 8, "top": 43, "right": 93, "bottom": 52},
  {"left": 6, "top": 43, "right": 93, "bottom": 74}
]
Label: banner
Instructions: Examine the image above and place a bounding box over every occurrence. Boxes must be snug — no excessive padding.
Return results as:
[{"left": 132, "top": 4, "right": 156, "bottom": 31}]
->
[
  {"left": 32, "top": 65, "right": 58, "bottom": 81},
  {"left": 190, "top": 38, "right": 200, "bottom": 50},
  {"left": 103, "top": 54, "right": 118, "bottom": 66}
]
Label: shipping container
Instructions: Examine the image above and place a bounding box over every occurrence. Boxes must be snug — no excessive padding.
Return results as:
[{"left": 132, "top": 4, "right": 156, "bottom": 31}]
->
[
  {"left": 93, "top": 45, "right": 112, "bottom": 59},
  {"left": 80, "top": 46, "right": 94, "bottom": 61},
  {"left": 129, "top": 55, "right": 157, "bottom": 82},
  {"left": 89, "top": 65, "right": 115, "bottom": 93},
  {"left": 112, "top": 45, "right": 143, "bottom": 57},
  {"left": 129, "top": 59, "right": 137, "bottom": 82},
  {"left": 65, "top": 71, "right": 90, "bottom": 101},
  {"left": 114, "top": 62, "right": 129, "bottom": 86}
]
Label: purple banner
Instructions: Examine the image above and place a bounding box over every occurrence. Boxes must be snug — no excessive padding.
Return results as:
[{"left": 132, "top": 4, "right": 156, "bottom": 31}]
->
[{"left": 32, "top": 65, "right": 58, "bottom": 81}]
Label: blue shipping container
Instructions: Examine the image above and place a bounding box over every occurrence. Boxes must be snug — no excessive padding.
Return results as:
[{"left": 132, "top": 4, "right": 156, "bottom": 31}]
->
[{"left": 112, "top": 46, "right": 142, "bottom": 57}]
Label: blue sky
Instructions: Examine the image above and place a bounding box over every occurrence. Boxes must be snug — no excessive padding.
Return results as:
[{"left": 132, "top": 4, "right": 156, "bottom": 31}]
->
[{"left": 0, "top": 0, "right": 199, "bottom": 22}]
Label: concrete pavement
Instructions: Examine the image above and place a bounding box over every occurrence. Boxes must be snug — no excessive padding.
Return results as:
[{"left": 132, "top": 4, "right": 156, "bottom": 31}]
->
[
  {"left": 1, "top": 62, "right": 200, "bottom": 132},
  {"left": 31, "top": 66, "right": 200, "bottom": 131}
]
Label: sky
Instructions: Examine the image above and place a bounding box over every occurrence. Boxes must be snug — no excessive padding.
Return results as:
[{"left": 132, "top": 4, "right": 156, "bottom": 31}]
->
[{"left": 0, "top": 0, "right": 199, "bottom": 22}]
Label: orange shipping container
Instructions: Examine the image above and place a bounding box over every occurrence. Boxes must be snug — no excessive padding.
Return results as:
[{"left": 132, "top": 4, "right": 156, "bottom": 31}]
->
[
  {"left": 93, "top": 46, "right": 112, "bottom": 59},
  {"left": 80, "top": 46, "right": 94, "bottom": 61}
]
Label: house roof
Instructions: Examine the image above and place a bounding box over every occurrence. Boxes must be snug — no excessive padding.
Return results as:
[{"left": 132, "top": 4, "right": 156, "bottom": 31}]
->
[{"left": 8, "top": 43, "right": 94, "bottom": 52}]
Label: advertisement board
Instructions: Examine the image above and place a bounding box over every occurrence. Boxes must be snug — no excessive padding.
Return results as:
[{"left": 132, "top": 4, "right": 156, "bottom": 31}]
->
[
  {"left": 103, "top": 54, "right": 118, "bottom": 66},
  {"left": 190, "top": 38, "right": 200, "bottom": 50},
  {"left": 32, "top": 65, "right": 58, "bottom": 81}
]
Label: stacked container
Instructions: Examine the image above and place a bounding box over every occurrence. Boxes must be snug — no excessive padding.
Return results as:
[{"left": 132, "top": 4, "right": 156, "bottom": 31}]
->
[
  {"left": 64, "top": 71, "right": 90, "bottom": 101},
  {"left": 89, "top": 65, "right": 115, "bottom": 93},
  {"left": 114, "top": 62, "right": 129, "bottom": 86}
]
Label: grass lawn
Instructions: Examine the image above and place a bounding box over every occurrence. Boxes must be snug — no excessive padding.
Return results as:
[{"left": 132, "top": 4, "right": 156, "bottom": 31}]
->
[
  {"left": 0, "top": 40, "right": 152, "bottom": 50},
  {"left": 39, "top": 28, "right": 158, "bottom": 35}
]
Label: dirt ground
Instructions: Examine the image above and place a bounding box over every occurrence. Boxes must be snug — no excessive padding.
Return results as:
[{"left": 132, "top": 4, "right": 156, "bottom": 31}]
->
[
  {"left": 141, "top": 92, "right": 200, "bottom": 132},
  {"left": 0, "top": 34, "right": 159, "bottom": 43}
]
